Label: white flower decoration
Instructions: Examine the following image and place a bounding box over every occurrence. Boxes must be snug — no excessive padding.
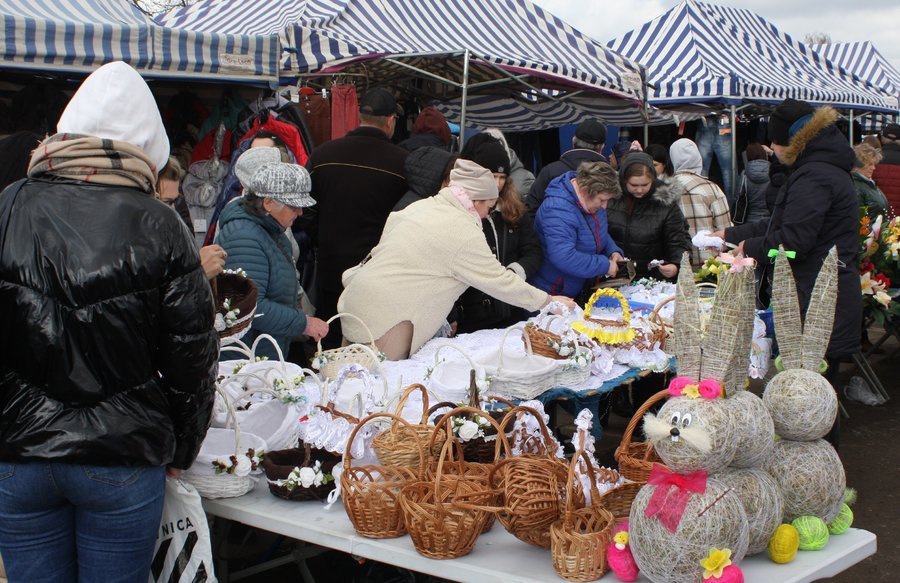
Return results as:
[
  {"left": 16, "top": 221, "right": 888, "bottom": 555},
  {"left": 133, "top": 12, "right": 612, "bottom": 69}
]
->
[
  {"left": 457, "top": 420, "right": 480, "bottom": 441},
  {"left": 214, "top": 313, "right": 227, "bottom": 332},
  {"left": 233, "top": 456, "right": 252, "bottom": 477},
  {"left": 298, "top": 466, "right": 317, "bottom": 488}
]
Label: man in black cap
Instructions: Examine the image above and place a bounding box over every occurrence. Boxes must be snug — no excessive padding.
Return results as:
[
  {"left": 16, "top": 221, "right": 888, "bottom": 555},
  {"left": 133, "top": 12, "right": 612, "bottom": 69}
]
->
[
  {"left": 525, "top": 118, "right": 607, "bottom": 216},
  {"left": 714, "top": 98, "right": 860, "bottom": 449},
  {"left": 307, "top": 87, "right": 408, "bottom": 347},
  {"left": 873, "top": 123, "right": 900, "bottom": 213}
]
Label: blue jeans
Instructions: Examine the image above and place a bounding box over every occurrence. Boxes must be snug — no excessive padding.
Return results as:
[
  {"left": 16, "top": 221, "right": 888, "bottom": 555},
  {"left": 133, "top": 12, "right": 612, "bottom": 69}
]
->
[
  {"left": 696, "top": 121, "right": 734, "bottom": 200},
  {"left": 0, "top": 462, "right": 165, "bottom": 583}
]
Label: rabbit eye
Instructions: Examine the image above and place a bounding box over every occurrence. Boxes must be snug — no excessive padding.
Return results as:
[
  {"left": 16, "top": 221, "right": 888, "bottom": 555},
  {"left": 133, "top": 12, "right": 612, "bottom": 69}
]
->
[
  {"left": 669, "top": 412, "right": 681, "bottom": 426},
  {"left": 681, "top": 413, "right": 693, "bottom": 428}
]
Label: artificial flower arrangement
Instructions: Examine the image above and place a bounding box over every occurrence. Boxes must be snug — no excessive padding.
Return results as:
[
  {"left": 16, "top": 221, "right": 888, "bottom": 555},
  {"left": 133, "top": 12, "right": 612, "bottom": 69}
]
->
[
  {"left": 858, "top": 213, "right": 900, "bottom": 325},
  {"left": 213, "top": 268, "right": 258, "bottom": 339},
  {"left": 214, "top": 297, "right": 241, "bottom": 332},
  {"left": 270, "top": 460, "right": 334, "bottom": 492},
  {"left": 450, "top": 413, "right": 491, "bottom": 442},
  {"left": 311, "top": 347, "right": 387, "bottom": 370},
  {"left": 212, "top": 448, "right": 264, "bottom": 477},
  {"left": 230, "top": 356, "right": 269, "bottom": 376},
  {"left": 694, "top": 256, "right": 724, "bottom": 284}
]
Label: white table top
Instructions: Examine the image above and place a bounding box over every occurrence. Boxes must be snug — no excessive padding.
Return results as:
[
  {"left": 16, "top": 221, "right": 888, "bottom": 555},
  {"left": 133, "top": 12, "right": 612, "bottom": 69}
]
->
[{"left": 203, "top": 482, "right": 876, "bottom": 583}]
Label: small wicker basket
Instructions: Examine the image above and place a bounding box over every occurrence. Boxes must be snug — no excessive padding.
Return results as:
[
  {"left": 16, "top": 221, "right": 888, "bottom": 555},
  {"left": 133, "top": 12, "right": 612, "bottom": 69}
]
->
[
  {"left": 263, "top": 444, "right": 342, "bottom": 502},
  {"left": 551, "top": 450, "right": 616, "bottom": 582},
  {"left": 212, "top": 272, "right": 258, "bottom": 341},
  {"left": 341, "top": 412, "right": 423, "bottom": 539},
  {"left": 372, "top": 384, "right": 446, "bottom": 473},
  {"left": 596, "top": 482, "right": 644, "bottom": 521},
  {"left": 613, "top": 389, "right": 669, "bottom": 483},
  {"left": 314, "top": 312, "right": 381, "bottom": 380}
]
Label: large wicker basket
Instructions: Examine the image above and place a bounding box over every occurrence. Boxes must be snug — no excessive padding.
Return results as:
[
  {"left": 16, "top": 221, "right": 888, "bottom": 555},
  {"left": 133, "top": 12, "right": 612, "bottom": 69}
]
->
[
  {"left": 372, "top": 383, "right": 446, "bottom": 473},
  {"left": 490, "top": 405, "right": 577, "bottom": 549},
  {"left": 613, "top": 389, "right": 669, "bottom": 483},
  {"left": 314, "top": 312, "right": 381, "bottom": 380},
  {"left": 551, "top": 450, "right": 616, "bottom": 582},
  {"left": 341, "top": 412, "right": 422, "bottom": 539}
]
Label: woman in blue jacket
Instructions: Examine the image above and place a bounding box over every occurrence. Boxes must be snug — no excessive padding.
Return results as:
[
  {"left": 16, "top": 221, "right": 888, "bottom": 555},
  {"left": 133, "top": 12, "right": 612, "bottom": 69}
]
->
[{"left": 529, "top": 161, "right": 624, "bottom": 298}]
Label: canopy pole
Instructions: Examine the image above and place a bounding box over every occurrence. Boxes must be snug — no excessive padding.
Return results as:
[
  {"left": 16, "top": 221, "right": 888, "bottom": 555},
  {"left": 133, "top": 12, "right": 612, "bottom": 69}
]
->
[
  {"left": 849, "top": 109, "right": 854, "bottom": 144},
  {"left": 730, "top": 105, "right": 737, "bottom": 202},
  {"left": 458, "top": 49, "right": 471, "bottom": 151},
  {"left": 643, "top": 122, "right": 649, "bottom": 146}
]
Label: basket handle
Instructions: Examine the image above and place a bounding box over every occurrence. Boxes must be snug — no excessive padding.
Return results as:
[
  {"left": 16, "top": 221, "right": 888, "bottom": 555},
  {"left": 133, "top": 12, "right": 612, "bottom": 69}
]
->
[
  {"left": 432, "top": 343, "right": 479, "bottom": 371},
  {"left": 321, "top": 358, "right": 386, "bottom": 411},
  {"left": 342, "top": 411, "right": 424, "bottom": 478},
  {"left": 429, "top": 405, "right": 512, "bottom": 467},
  {"left": 564, "top": 450, "right": 603, "bottom": 527},
  {"left": 497, "top": 325, "right": 532, "bottom": 372},
  {"left": 495, "top": 404, "right": 557, "bottom": 461},
  {"left": 619, "top": 389, "right": 670, "bottom": 456},
  {"left": 319, "top": 312, "right": 378, "bottom": 351},
  {"left": 430, "top": 425, "right": 502, "bottom": 517},
  {"left": 389, "top": 383, "right": 431, "bottom": 426}
]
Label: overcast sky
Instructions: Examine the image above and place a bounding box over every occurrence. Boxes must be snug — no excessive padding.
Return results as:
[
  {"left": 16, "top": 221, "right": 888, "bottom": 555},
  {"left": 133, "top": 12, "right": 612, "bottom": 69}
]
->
[{"left": 530, "top": 0, "right": 900, "bottom": 71}]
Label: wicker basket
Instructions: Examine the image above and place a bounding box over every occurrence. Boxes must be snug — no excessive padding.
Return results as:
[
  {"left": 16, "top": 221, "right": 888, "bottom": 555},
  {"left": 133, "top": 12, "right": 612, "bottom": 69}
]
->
[
  {"left": 613, "top": 389, "right": 669, "bottom": 483},
  {"left": 523, "top": 321, "right": 568, "bottom": 360},
  {"left": 341, "top": 412, "right": 423, "bottom": 539},
  {"left": 596, "top": 482, "right": 644, "bottom": 521},
  {"left": 183, "top": 385, "right": 268, "bottom": 499},
  {"left": 399, "top": 413, "right": 504, "bottom": 559},
  {"left": 212, "top": 272, "right": 258, "bottom": 341},
  {"left": 622, "top": 295, "right": 674, "bottom": 352},
  {"left": 314, "top": 312, "right": 381, "bottom": 380},
  {"left": 490, "top": 405, "right": 577, "bottom": 549},
  {"left": 551, "top": 451, "right": 616, "bottom": 582},
  {"left": 372, "top": 384, "right": 446, "bottom": 473},
  {"left": 263, "top": 444, "right": 342, "bottom": 501}
]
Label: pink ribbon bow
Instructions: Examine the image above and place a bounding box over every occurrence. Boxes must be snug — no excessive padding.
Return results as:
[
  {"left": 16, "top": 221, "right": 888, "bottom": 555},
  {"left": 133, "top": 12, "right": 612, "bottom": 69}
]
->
[
  {"left": 718, "top": 253, "right": 756, "bottom": 273},
  {"left": 644, "top": 466, "right": 708, "bottom": 533}
]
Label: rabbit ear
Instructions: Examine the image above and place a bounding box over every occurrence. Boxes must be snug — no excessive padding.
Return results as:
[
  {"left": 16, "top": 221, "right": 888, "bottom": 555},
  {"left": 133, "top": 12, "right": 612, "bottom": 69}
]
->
[
  {"left": 771, "top": 247, "right": 803, "bottom": 370},
  {"left": 800, "top": 247, "right": 839, "bottom": 371},
  {"left": 674, "top": 252, "right": 702, "bottom": 381},
  {"left": 723, "top": 267, "right": 757, "bottom": 395},
  {"left": 701, "top": 266, "right": 754, "bottom": 386}
]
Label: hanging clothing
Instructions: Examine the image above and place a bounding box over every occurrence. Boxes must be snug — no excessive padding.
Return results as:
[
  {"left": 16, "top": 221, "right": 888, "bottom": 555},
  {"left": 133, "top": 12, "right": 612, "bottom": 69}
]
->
[
  {"left": 330, "top": 84, "right": 359, "bottom": 140},
  {"left": 300, "top": 92, "right": 331, "bottom": 147}
]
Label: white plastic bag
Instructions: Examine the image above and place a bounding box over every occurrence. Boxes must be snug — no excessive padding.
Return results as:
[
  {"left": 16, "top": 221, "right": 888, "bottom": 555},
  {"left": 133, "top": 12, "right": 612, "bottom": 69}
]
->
[{"left": 149, "top": 478, "right": 217, "bottom": 583}]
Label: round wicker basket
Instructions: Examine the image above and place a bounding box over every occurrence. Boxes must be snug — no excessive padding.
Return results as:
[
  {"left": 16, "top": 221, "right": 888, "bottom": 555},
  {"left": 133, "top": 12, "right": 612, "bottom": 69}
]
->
[{"left": 613, "top": 389, "right": 668, "bottom": 483}]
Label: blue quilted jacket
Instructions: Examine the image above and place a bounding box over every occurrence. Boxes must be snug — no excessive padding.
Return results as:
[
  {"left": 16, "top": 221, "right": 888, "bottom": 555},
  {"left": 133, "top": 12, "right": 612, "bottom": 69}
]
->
[
  {"left": 529, "top": 171, "right": 623, "bottom": 297},
  {"left": 217, "top": 199, "right": 306, "bottom": 360}
]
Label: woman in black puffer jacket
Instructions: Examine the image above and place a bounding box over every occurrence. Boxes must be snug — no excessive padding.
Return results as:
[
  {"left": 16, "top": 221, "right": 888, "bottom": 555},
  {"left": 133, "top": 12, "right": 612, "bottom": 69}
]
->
[
  {"left": 607, "top": 152, "right": 692, "bottom": 281},
  {"left": 0, "top": 62, "right": 218, "bottom": 582}
]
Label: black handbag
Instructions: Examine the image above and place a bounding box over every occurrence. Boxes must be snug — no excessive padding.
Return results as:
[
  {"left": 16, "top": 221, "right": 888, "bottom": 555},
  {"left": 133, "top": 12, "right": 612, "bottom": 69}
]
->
[{"left": 731, "top": 175, "right": 749, "bottom": 225}]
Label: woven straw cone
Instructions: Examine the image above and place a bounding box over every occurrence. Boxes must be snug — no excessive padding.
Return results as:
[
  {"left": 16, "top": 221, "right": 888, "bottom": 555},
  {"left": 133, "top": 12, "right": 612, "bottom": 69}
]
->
[
  {"left": 341, "top": 412, "right": 422, "bottom": 539},
  {"left": 614, "top": 390, "right": 668, "bottom": 483},
  {"left": 551, "top": 451, "right": 616, "bottom": 582},
  {"left": 674, "top": 253, "right": 702, "bottom": 380},
  {"left": 764, "top": 369, "right": 838, "bottom": 441},
  {"left": 766, "top": 439, "right": 845, "bottom": 523},
  {"left": 373, "top": 384, "right": 446, "bottom": 473},
  {"left": 718, "top": 467, "right": 784, "bottom": 555},
  {"left": 629, "top": 477, "right": 749, "bottom": 583},
  {"left": 652, "top": 397, "right": 738, "bottom": 474},
  {"left": 725, "top": 390, "right": 775, "bottom": 468},
  {"left": 491, "top": 405, "right": 576, "bottom": 548}
]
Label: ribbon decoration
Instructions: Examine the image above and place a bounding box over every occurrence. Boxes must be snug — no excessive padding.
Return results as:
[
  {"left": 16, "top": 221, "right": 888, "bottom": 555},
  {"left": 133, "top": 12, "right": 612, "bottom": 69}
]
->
[
  {"left": 644, "top": 466, "right": 708, "bottom": 533},
  {"left": 718, "top": 253, "right": 756, "bottom": 273},
  {"left": 767, "top": 249, "right": 796, "bottom": 259}
]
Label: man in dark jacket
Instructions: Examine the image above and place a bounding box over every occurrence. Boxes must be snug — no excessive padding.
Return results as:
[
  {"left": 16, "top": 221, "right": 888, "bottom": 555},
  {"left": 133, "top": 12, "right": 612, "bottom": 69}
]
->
[
  {"left": 393, "top": 146, "right": 454, "bottom": 211},
  {"left": 526, "top": 118, "right": 607, "bottom": 215},
  {"left": 873, "top": 123, "right": 900, "bottom": 213},
  {"left": 308, "top": 87, "right": 409, "bottom": 347},
  {"left": 0, "top": 62, "right": 218, "bottom": 581}
]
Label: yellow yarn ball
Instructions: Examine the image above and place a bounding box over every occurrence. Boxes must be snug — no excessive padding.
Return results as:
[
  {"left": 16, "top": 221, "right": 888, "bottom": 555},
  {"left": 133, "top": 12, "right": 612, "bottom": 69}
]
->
[
  {"left": 828, "top": 504, "right": 854, "bottom": 535},
  {"left": 768, "top": 524, "right": 800, "bottom": 563},
  {"left": 792, "top": 516, "right": 830, "bottom": 550}
]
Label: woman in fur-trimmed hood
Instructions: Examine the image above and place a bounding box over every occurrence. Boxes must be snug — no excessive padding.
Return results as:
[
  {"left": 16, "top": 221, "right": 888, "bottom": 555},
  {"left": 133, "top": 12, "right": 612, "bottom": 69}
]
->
[{"left": 722, "top": 99, "right": 861, "bottom": 362}]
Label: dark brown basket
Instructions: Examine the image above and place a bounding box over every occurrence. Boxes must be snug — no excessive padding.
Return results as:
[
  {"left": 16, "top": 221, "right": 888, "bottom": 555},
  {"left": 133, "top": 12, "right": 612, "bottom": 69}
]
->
[
  {"left": 613, "top": 389, "right": 669, "bottom": 483},
  {"left": 212, "top": 272, "right": 258, "bottom": 340},
  {"left": 262, "top": 444, "right": 342, "bottom": 502}
]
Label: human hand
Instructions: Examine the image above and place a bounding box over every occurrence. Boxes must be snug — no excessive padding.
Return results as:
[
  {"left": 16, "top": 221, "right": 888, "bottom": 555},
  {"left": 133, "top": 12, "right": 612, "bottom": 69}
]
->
[
  {"left": 303, "top": 316, "right": 330, "bottom": 342},
  {"left": 548, "top": 295, "right": 577, "bottom": 311},
  {"left": 166, "top": 466, "right": 182, "bottom": 479},
  {"left": 606, "top": 260, "right": 619, "bottom": 278},
  {"left": 709, "top": 230, "right": 726, "bottom": 241},
  {"left": 609, "top": 252, "right": 625, "bottom": 264},
  {"left": 657, "top": 263, "right": 678, "bottom": 278},
  {"left": 200, "top": 245, "right": 227, "bottom": 280}
]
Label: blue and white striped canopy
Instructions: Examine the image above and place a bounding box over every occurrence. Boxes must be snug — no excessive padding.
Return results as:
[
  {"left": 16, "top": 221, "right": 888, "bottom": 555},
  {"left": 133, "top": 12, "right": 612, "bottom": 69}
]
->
[
  {"left": 0, "top": 0, "right": 279, "bottom": 84},
  {"left": 157, "top": 0, "right": 647, "bottom": 103},
  {"left": 608, "top": 0, "right": 893, "bottom": 113}
]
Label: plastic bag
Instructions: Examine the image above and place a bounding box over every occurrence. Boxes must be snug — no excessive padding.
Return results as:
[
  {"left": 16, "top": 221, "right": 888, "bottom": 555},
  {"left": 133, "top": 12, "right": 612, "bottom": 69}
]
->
[{"left": 149, "top": 478, "right": 217, "bottom": 583}]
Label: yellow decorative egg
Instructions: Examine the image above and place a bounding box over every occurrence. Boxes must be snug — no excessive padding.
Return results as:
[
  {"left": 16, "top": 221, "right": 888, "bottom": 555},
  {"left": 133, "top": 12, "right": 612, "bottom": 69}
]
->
[{"left": 768, "top": 523, "right": 800, "bottom": 563}]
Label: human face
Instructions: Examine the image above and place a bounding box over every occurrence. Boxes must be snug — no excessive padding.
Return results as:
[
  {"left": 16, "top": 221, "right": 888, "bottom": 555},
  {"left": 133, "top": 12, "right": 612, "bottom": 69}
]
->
[
  {"left": 493, "top": 173, "right": 508, "bottom": 192},
  {"left": 771, "top": 143, "right": 787, "bottom": 161},
  {"left": 653, "top": 160, "right": 666, "bottom": 176},
  {"left": 573, "top": 178, "right": 615, "bottom": 213},
  {"left": 858, "top": 163, "right": 876, "bottom": 179},
  {"left": 251, "top": 136, "right": 277, "bottom": 149},
  {"left": 263, "top": 198, "right": 304, "bottom": 228},
  {"left": 472, "top": 198, "right": 498, "bottom": 219},
  {"left": 625, "top": 174, "right": 653, "bottom": 199},
  {"left": 158, "top": 178, "right": 180, "bottom": 203}
]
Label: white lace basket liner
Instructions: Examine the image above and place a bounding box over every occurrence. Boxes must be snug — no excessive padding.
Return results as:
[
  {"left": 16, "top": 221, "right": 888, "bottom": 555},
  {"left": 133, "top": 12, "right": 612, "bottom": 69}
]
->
[
  {"left": 216, "top": 334, "right": 319, "bottom": 451},
  {"left": 426, "top": 343, "right": 490, "bottom": 404},
  {"left": 182, "top": 383, "right": 269, "bottom": 499},
  {"left": 300, "top": 359, "right": 389, "bottom": 460},
  {"left": 314, "top": 312, "right": 381, "bottom": 380},
  {"left": 474, "top": 326, "right": 591, "bottom": 401}
]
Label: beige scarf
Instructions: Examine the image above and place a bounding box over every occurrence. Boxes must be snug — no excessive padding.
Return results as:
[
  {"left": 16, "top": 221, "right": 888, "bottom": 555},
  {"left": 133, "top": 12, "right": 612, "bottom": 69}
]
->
[{"left": 27, "top": 133, "right": 157, "bottom": 193}]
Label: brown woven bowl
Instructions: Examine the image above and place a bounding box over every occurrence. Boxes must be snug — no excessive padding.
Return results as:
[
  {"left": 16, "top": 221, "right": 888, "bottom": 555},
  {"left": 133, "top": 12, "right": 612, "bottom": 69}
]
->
[{"left": 262, "top": 444, "right": 341, "bottom": 502}]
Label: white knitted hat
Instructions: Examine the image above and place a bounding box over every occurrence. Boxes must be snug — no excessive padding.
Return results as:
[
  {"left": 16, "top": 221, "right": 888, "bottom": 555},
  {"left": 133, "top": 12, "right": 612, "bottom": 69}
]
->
[{"left": 448, "top": 159, "right": 498, "bottom": 201}]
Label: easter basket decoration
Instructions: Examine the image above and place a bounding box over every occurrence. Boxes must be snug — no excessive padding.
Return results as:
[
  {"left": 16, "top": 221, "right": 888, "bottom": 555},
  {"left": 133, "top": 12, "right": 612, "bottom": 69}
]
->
[
  {"left": 312, "top": 312, "right": 383, "bottom": 380},
  {"left": 613, "top": 389, "right": 668, "bottom": 483},
  {"left": 212, "top": 269, "right": 258, "bottom": 341},
  {"left": 572, "top": 288, "right": 637, "bottom": 346},
  {"left": 372, "top": 383, "right": 446, "bottom": 473}
]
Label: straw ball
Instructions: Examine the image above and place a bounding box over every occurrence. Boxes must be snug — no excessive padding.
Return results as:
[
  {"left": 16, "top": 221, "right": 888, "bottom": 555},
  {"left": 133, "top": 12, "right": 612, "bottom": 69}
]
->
[
  {"left": 725, "top": 391, "right": 775, "bottom": 468},
  {"left": 828, "top": 503, "right": 854, "bottom": 535},
  {"left": 791, "top": 516, "right": 830, "bottom": 550},
  {"left": 629, "top": 478, "right": 749, "bottom": 583},
  {"left": 650, "top": 397, "right": 738, "bottom": 473},
  {"left": 717, "top": 468, "right": 783, "bottom": 555},
  {"left": 763, "top": 369, "right": 837, "bottom": 441},
  {"left": 768, "top": 523, "right": 800, "bottom": 563},
  {"left": 766, "top": 439, "right": 845, "bottom": 522}
]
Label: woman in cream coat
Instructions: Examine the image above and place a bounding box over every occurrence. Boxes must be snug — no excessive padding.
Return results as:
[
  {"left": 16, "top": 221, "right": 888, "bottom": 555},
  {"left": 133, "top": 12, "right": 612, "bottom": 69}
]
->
[{"left": 339, "top": 159, "right": 573, "bottom": 359}]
